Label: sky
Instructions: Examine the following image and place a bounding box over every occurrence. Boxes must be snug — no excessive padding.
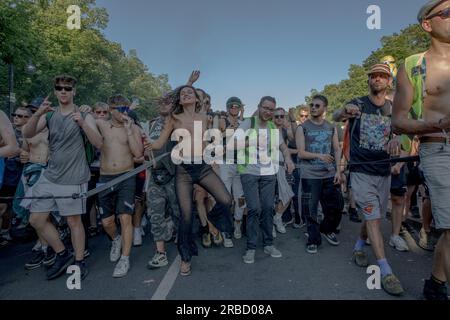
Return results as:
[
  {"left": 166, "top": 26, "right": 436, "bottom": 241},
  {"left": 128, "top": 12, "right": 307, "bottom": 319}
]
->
[{"left": 96, "top": 0, "right": 426, "bottom": 115}]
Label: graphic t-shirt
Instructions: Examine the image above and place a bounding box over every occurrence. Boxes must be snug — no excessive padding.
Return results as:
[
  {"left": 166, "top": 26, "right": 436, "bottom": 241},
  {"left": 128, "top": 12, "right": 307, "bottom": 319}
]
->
[
  {"left": 300, "top": 120, "right": 336, "bottom": 179},
  {"left": 348, "top": 96, "right": 392, "bottom": 176}
]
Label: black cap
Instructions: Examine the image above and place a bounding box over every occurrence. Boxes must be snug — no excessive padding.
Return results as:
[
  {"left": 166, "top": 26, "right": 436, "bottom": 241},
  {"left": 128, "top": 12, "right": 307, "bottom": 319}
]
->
[{"left": 26, "top": 97, "right": 44, "bottom": 110}]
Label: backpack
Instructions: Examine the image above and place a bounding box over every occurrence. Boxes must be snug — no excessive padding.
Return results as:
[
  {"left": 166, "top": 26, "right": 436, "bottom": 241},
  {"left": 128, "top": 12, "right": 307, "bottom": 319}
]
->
[{"left": 46, "top": 111, "right": 95, "bottom": 165}]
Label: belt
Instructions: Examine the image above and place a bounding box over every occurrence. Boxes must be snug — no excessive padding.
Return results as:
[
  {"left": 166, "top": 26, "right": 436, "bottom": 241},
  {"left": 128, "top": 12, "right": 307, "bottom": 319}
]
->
[{"left": 419, "top": 137, "right": 450, "bottom": 144}]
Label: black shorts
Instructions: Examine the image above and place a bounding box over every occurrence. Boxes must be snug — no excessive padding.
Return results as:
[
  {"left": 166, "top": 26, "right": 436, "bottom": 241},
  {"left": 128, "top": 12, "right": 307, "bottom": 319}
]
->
[
  {"left": 391, "top": 167, "right": 407, "bottom": 197},
  {"left": 98, "top": 173, "right": 136, "bottom": 219},
  {"left": 0, "top": 185, "right": 17, "bottom": 205},
  {"left": 406, "top": 163, "right": 423, "bottom": 186}
]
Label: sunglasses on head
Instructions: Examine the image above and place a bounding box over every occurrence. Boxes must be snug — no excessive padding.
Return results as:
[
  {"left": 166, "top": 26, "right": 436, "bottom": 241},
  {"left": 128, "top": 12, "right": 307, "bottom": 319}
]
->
[
  {"left": 309, "top": 103, "right": 322, "bottom": 109},
  {"left": 426, "top": 7, "right": 450, "bottom": 20},
  {"left": 274, "top": 115, "right": 285, "bottom": 119},
  {"left": 54, "top": 85, "right": 73, "bottom": 92},
  {"left": 12, "top": 113, "right": 29, "bottom": 119},
  {"left": 112, "top": 106, "right": 129, "bottom": 113},
  {"left": 95, "top": 110, "right": 108, "bottom": 115}
]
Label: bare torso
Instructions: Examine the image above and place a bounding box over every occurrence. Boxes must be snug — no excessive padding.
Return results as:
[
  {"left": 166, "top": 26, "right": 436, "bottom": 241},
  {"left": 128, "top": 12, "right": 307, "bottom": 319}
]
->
[
  {"left": 171, "top": 111, "right": 209, "bottom": 161},
  {"left": 26, "top": 130, "right": 49, "bottom": 165},
  {"left": 422, "top": 52, "right": 450, "bottom": 137},
  {"left": 98, "top": 121, "right": 136, "bottom": 175}
]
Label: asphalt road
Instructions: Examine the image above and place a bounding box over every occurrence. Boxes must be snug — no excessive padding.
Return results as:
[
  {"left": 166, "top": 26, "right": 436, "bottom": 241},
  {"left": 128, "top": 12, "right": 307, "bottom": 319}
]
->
[{"left": 0, "top": 215, "right": 435, "bottom": 300}]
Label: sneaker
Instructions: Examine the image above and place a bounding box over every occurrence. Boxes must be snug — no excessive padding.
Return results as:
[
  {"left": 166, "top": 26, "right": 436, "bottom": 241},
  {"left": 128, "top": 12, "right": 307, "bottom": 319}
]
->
[
  {"left": 212, "top": 232, "right": 223, "bottom": 246},
  {"left": 180, "top": 261, "right": 191, "bottom": 276},
  {"left": 263, "top": 245, "right": 282, "bottom": 258},
  {"left": 292, "top": 223, "right": 301, "bottom": 229},
  {"left": 46, "top": 252, "right": 74, "bottom": 280},
  {"left": 32, "top": 240, "right": 42, "bottom": 252},
  {"left": 381, "top": 274, "right": 404, "bottom": 296},
  {"left": 84, "top": 248, "right": 90, "bottom": 258},
  {"left": 389, "top": 235, "right": 409, "bottom": 252},
  {"left": 242, "top": 249, "right": 255, "bottom": 264},
  {"left": 25, "top": 250, "right": 45, "bottom": 270},
  {"left": 113, "top": 257, "right": 130, "bottom": 278},
  {"left": 423, "top": 279, "right": 448, "bottom": 300},
  {"left": 201, "top": 232, "right": 212, "bottom": 248},
  {"left": 322, "top": 233, "right": 340, "bottom": 246},
  {"left": 349, "top": 209, "right": 362, "bottom": 223},
  {"left": 234, "top": 221, "right": 242, "bottom": 239},
  {"left": 418, "top": 228, "right": 434, "bottom": 251},
  {"left": 43, "top": 248, "right": 56, "bottom": 266},
  {"left": 284, "top": 217, "right": 295, "bottom": 226},
  {"left": 88, "top": 226, "right": 98, "bottom": 238},
  {"left": 222, "top": 232, "right": 234, "bottom": 248},
  {"left": 147, "top": 252, "right": 169, "bottom": 269},
  {"left": 306, "top": 244, "right": 318, "bottom": 254},
  {"left": 352, "top": 250, "right": 369, "bottom": 267},
  {"left": 133, "top": 228, "right": 143, "bottom": 247},
  {"left": 75, "top": 260, "right": 89, "bottom": 281},
  {"left": 365, "top": 238, "right": 371, "bottom": 246},
  {"left": 272, "top": 225, "right": 277, "bottom": 238},
  {"left": 110, "top": 236, "right": 122, "bottom": 262},
  {"left": 273, "top": 215, "right": 286, "bottom": 234}
]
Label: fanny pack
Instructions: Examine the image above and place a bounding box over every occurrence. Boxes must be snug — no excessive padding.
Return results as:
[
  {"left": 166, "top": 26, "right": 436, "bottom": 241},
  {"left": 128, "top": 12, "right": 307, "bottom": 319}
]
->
[{"left": 152, "top": 168, "right": 173, "bottom": 185}]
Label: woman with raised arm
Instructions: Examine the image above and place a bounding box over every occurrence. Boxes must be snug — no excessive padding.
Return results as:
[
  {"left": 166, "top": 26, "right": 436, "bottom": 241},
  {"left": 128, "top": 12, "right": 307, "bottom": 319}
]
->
[{"left": 146, "top": 85, "right": 233, "bottom": 276}]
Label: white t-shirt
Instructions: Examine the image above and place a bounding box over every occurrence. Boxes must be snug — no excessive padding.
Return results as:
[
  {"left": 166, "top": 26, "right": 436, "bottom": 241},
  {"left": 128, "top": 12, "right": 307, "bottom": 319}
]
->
[{"left": 233, "top": 118, "right": 283, "bottom": 176}]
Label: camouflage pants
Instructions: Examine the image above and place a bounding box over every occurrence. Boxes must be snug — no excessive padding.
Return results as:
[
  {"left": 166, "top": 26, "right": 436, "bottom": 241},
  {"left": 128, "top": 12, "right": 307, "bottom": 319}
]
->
[{"left": 146, "top": 175, "right": 180, "bottom": 242}]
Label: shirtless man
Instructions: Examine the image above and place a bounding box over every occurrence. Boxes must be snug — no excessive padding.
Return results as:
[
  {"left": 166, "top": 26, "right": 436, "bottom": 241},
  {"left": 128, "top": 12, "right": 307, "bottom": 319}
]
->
[
  {"left": 0, "top": 110, "right": 19, "bottom": 158},
  {"left": 23, "top": 75, "right": 103, "bottom": 281},
  {"left": 96, "top": 94, "right": 143, "bottom": 278},
  {"left": 392, "top": 0, "right": 450, "bottom": 300}
]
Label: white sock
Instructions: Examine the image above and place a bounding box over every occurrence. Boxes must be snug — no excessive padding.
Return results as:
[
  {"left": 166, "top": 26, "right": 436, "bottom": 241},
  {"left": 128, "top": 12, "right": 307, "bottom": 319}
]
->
[
  {"left": 41, "top": 245, "right": 48, "bottom": 253},
  {"left": 113, "top": 235, "right": 120, "bottom": 242},
  {"left": 275, "top": 213, "right": 283, "bottom": 220},
  {"left": 120, "top": 255, "right": 129, "bottom": 261}
]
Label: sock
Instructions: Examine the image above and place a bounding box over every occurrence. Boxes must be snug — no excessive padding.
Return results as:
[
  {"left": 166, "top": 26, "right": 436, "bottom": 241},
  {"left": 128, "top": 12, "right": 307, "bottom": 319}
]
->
[
  {"left": 377, "top": 259, "right": 393, "bottom": 277},
  {"left": 120, "top": 255, "right": 129, "bottom": 261},
  {"left": 75, "top": 259, "right": 85, "bottom": 265},
  {"left": 57, "top": 249, "right": 68, "bottom": 257},
  {"left": 41, "top": 245, "right": 48, "bottom": 253},
  {"left": 113, "top": 235, "right": 120, "bottom": 242},
  {"left": 431, "top": 274, "right": 446, "bottom": 286},
  {"left": 354, "top": 238, "right": 366, "bottom": 251},
  {"left": 157, "top": 251, "right": 166, "bottom": 255}
]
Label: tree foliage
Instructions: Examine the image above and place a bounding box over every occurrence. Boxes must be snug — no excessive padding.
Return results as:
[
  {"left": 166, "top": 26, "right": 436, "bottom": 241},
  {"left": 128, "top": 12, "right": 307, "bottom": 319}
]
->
[
  {"left": 305, "top": 24, "right": 430, "bottom": 119},
  {"left": 0, "top": 0, "right": 170, "bottom": 120}
]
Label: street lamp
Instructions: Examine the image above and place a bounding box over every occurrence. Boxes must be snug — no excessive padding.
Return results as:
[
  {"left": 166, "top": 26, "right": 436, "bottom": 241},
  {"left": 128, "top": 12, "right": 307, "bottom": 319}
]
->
[{"left": 7, "top": 60, "right": 36, "bottom": 118}]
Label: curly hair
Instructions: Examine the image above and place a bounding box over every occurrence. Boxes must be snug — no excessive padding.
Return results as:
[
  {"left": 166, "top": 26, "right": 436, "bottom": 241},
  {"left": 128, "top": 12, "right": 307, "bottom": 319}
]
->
[{"left": 171, "top": 85, "right": 202, "bottom": 115}]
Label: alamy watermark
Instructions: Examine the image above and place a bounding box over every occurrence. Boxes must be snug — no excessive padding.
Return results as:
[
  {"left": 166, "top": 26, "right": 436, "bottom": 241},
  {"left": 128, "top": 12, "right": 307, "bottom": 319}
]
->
[
  {"left": 366, "top": 265, "right": 381, "bottom": 290},
  {"left": 67, "top": 5, "right": 81, "bottom": 30},
  {"left": 367, "top": 5, "right": 381, "bottom": 30},
  {"left": 66, "top": 265, "right": 81, "bottom": 290}
]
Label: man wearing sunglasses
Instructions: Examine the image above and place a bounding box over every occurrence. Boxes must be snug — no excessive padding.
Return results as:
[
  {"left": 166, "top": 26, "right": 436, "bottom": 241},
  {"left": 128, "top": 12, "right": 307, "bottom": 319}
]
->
[
  {"left": 392, "top": 0, "right": 450, "bottom": 300},
  {"left": 23, "top": 75, "right": 103, "bottom": 281},
  {"left": 297, "top": 96, "right": 343, "bottom": 255},
  {"left": 95, "top": 94, "right": 143, "bottom": 278},
  {"left": 334, "top": 63, "right": 404, "bottom": 296}
]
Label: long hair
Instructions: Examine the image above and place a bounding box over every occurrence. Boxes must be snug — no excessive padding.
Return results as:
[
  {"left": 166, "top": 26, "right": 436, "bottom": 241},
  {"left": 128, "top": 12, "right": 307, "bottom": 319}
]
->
[{"left": 171, "top": 85, "right": 202, "bottom": 115}]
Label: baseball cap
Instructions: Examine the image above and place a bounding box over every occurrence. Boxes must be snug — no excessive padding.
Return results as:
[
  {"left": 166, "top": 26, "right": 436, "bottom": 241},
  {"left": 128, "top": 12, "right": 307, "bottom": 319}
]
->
[
  {"left": 417, "top": 0, "right": 448, "bottom": 23},
  {"left": 26, "top": 97, "right": 45, "bottom": 111},
  {"left": 226, "top": 97, "right": 242, "bottom": 108},
  {"left": 367, "top": 63, "right": 392, "bottom": 77}
]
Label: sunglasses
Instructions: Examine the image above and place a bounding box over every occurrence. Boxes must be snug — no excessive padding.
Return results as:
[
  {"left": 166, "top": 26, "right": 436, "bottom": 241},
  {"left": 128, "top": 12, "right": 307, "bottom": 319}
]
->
[
  {"left": 309, "top": 103, "right": 322, "bottom": 109},
  {"left": 229, "top": 104, "right": 241, "bottom": 109},
  {"left": 426, "top": 7, "right": 450, "bottom": 20},
  {"left": 12, "top": 113, "right": 29, "bottom": 119},
  {"left": 300, "top": 115, "right": 308, "bottom": 118},
  {"left": 95, "top": 110, "right": 108, "bottom": 115},
  {"left": 274, "top": 115, "right": 285, "bottom": 119},
  {"left": 112, "top": 106, "right": 130, "bottom": 113},
  {"left": 54, "top": 85, "right": 73, "bottom": 92}
]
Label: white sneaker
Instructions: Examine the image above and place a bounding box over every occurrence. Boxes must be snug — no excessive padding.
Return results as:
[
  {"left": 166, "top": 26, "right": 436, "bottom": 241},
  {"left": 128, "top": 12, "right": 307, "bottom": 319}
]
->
[
  {"left": 273, "top": 215, "right": 286, "bottom": 234},
  {"left": 222, "top": 232, "right": 234, "bottom": 248},
  {"left": 110, "top": 235, "right": 122, "bottom": 262},
  {"left": 234, "top": 221, "right": 242, "bottom": 239},
  {"left": 389, "top": 235, "right": 409, "bottom": 252},
  {"left": 272, "top": 225, "right": 277, "bottom": 238},
  {"left": 133, "top": 228, "right": 143, "bottom": 247},
  {"left": 32, "top": 240, "right": 42, "bottom": 252},
  {"left": 113, "top": 257, "right": 130, "bottom": 278},
  {"left": 140, "top": 226, "right": 145, "bottom": 237},
  {"left": 264, "top": 245, "right": 282, "bottom": 258},
  {"left": 141, "top": 216, "right": 148, "bottom": 228}
]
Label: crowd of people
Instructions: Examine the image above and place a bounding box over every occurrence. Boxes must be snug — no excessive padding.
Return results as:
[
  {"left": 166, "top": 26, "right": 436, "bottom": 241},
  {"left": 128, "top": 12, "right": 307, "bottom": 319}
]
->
[{"left": 0, "top": 0, "right": 449, "bottom": 300}]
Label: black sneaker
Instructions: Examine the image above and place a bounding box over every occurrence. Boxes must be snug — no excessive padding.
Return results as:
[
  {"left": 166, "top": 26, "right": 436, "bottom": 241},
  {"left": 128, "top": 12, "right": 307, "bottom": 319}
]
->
[
  {"left": 43, "top": 247, "right": 56, "bottom": 267},
  {"left": 75, "top": 260, "right": 89, "bottom": 281},
  {"left": 322, "top": 233, "right": 340, "bottom": 246},
  {"left": 46, "top": 252, "right": 74, "bottom": 280},
  {"left": 423, "top": 279, "right": 448, "bottom": 300},
  {"left": 25, "top": 250, "right": 45, "bottom": 270}
]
